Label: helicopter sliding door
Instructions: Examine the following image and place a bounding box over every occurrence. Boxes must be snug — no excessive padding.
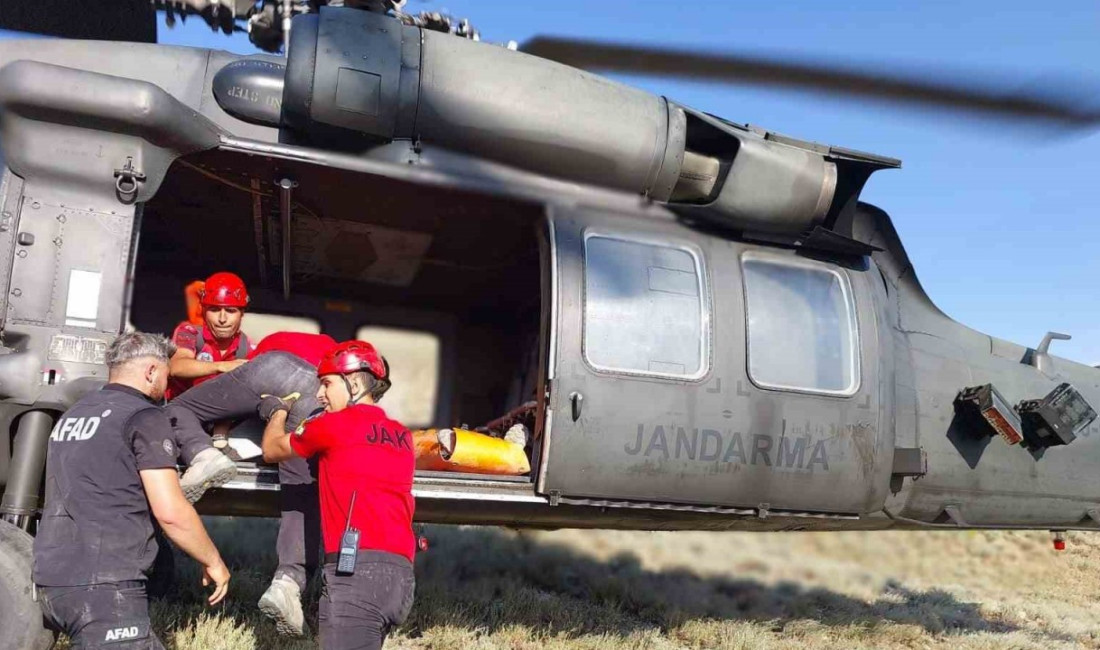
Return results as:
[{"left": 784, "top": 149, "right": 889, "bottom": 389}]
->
[{"left": 541, "top": 205, "right": 894, "bottom": 515}]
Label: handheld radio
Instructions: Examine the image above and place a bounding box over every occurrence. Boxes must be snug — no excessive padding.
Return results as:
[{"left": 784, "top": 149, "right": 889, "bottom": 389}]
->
[{"left": 336, "top": 491, "right": 359, "bottom": 576}]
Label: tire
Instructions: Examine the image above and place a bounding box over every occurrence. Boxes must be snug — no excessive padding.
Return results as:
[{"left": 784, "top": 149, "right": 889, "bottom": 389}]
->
[{"left": 0, "top": 519, "right": 55, "bottom": 650}]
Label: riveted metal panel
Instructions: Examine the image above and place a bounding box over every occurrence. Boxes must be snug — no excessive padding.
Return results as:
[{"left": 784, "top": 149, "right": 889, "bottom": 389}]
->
[
  {"left": 7, "top": 198, "right": 132, "bottom": 334},
  {"left": 0, "top": 167, "right": 23, "bottom": 326}
]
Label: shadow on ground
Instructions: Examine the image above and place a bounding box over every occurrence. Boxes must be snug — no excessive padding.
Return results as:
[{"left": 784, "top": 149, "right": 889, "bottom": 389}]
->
[
  {"left": 148, "top": 519, "right": 1063, "bottom": 647},
  {"left": 402, "top": 526, "right": 1027, "bottom": 641}
]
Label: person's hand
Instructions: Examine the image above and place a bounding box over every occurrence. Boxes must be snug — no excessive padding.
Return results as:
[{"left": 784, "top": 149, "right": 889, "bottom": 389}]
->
[
  {"left": 216, "top": 359, "right": 248, "bottom": 373},
  {"left": 202, "top": 560, "right": 231, "bottom": 606},
  {"left": 259, "top": 392, "right": 301, "bottom": 420}
]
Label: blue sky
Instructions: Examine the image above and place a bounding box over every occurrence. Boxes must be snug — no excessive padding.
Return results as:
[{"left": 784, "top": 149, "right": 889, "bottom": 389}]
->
[{"left": 5, "top": 2, "right": 1100, "bottom": 363}]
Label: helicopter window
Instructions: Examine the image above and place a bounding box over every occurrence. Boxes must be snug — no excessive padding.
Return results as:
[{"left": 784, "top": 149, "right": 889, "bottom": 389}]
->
[
  {"left": 240, "top": 313, "right": 322, "bottom": 341},
  {"left": 357, "top": 326, "right": 441, "bottom": 429},
  {"left": 742, "top": 254, "right": 859, "bottom": 396},
  {"left": 583, "top": 234, "right": 708, "bottom": 379}
]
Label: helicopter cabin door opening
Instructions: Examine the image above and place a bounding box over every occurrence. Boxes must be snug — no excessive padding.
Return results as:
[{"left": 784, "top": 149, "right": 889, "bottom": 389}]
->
[
  {"left": 541, "top": 205, "right": 895, "bottom": 516},
  {"left": 128, "top": 149, "right": 550, "bottom": 497}
]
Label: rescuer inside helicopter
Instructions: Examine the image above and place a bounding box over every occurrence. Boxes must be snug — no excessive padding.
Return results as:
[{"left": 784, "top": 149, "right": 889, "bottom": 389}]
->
[
  {"left": 260, "top": 341, "right": 415, "bottom": 650},
  {"left": 164, "top": 330, "right": 337, "bottom": 637},
  {"left": 33, "top": 332, "right": 231, "bottom": 649},
  {"left": 169, "top": 271, "right": 255, "bottom": 501}
]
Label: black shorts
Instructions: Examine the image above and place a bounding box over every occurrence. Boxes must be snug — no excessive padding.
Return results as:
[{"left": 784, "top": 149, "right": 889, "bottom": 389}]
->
[
  {"left": 319, "top": 551, "right": 415, "bottom": 650},
  {"left": 37, "top": 581, "right": 164, "bottom": 649}
]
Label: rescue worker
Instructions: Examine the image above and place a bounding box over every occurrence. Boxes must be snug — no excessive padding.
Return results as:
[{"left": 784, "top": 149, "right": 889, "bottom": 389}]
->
[
  {"left": 168, "top": 271, "right": 253, "bottom": 398},
  {"left": 261, "top": 341, "right": 415, "bottom": 650},
  {"left": 170, "top": 271, "right": 254, "bottom": 501},
  {"left": 165, "top": 330, "right": 336, "bottom": 636},
  {"left": 33, "top": 332, "right": 231, "bottom": 649}
]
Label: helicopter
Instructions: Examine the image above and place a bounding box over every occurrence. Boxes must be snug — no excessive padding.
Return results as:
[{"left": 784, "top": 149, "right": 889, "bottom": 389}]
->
[{"left": 0, "top": 2, "right": 1099, "bottom": 648}]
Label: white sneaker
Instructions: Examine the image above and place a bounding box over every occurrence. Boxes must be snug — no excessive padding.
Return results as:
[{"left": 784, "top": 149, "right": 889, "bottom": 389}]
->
[
  {"left": 258, "top": 575, "right": 306, "bottom": 637},
  {"left": 179, "top": 448, "right": 237, "bottom": 504}
]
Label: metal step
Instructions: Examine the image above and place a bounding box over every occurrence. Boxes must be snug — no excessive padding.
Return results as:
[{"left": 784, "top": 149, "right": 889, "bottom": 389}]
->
[{"left": 215, "top": 462, "right": 541, "bottom": 503}]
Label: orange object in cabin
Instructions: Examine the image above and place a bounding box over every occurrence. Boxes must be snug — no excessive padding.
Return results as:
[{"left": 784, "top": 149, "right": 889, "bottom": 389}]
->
[
  {"left": 185, "top": 280, "right": 205, "bottom": 326},
  {"left": 413, "top": 428, "right": 530, "bottom": 476}
]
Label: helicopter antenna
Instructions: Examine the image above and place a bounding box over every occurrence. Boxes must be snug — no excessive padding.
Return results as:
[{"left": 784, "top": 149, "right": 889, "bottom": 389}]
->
[{"left": 1031, "top": 331, "right": 1072, "bottom": 375}]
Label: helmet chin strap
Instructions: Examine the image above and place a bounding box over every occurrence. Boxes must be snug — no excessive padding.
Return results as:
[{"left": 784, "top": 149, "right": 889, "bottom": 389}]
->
[{"left": 341, "top": 375, "right": 366, "bottom": 405}]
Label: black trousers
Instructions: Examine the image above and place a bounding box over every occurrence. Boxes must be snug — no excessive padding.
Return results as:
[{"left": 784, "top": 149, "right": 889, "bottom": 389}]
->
[
  {"left": 38, "top": 581, "right": 164, "bottom": 649},
  {"left": 319, "top": 552, "right": 415, "bottom": 650},
  {"left": 166, "top": 352, "right": 322, "bottom": 590}
]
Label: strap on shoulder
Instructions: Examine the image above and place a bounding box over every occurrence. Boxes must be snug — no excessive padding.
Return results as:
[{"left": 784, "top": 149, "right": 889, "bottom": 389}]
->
[
  {"left": 191, "top": 325, "right": 204, "bottom": 355},
  {"left": 237, "top": 332, "right": 251, "bottom": 358}
]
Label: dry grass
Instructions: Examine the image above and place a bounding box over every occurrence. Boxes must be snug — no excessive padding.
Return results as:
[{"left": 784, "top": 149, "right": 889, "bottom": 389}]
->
[{"left": 56, "top": 518, "right": 1100, "bottom": 649}]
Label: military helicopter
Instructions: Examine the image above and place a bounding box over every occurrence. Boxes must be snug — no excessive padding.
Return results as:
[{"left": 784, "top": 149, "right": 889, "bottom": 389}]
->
[{"left": 1, "top": 1, "right": 1099, "bottom": 647}]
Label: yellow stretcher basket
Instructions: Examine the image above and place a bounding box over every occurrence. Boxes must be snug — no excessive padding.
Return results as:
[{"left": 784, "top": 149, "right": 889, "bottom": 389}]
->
[{"left": 413, "top": 428, "right": 530, "bottom": 476}]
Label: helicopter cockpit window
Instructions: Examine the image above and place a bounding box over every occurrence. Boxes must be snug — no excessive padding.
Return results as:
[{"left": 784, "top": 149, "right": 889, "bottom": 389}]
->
[
  {"left": 742, "top": 254, "right": 860, "bottom": 396},
  {"left": 583, "top": 234, "right": 709, "bottom": 380}
]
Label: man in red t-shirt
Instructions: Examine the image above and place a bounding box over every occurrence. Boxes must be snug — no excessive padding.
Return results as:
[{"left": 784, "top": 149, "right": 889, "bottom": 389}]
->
[
  {"left": 261, "top": 340, "right": 415, "bottom": 650},
  {"left": 166, "top": 331, "right": 337, "bottom": 636}
]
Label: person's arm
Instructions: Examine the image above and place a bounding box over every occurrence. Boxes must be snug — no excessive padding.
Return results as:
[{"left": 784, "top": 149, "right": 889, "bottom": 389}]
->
[
  {"left": 169, "top": 347, "right": 247, "bottom": 379},
  {"left": 130, "top": 408, "right": 229, "bottom": 604},
  {"left": 140, "top": 469, "right": 230, "bottom": 605},
  {"left": 261, "top": 410, "right": 297, "bottom": 463},
  {"left": 262, "top": 396, "right": 330, "bottom": 463}
]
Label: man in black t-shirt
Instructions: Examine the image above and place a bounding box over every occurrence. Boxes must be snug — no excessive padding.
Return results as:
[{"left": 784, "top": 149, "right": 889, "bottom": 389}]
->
[{"left": 33, "top": 332, "right": 231, "bottom": 649}]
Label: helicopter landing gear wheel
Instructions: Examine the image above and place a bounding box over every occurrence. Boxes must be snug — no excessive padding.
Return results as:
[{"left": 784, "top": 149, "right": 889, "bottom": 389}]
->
[{"left": 0, "top": 519, "right": 55, "bottom": 650}]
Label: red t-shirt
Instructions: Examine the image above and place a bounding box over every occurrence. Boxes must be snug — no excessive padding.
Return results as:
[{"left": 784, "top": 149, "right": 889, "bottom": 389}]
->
[
  {"left": 167, "top": 322, "right": 253, "bottom": 399},
  {"left": 289, "top": 404, "right": 415, "bottom": 561},
  {"left": 248, "top": 332, "right": 336, "bottom": 367}
]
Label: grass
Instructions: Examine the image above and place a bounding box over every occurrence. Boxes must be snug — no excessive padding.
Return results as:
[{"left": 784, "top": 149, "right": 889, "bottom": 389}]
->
[{"left": 56, "top": 518, "right": 1100, "bottom": 649}]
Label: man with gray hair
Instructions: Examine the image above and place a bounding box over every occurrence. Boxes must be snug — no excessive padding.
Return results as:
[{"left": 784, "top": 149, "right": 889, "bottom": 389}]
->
[{"left": 33, "top": 332, "right": 231, "bottom": 649}]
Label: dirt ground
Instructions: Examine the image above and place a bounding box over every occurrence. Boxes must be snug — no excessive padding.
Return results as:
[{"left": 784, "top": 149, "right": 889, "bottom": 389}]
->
[{"left": 56, "top": 518, "right": 1100, "bottom": 649}]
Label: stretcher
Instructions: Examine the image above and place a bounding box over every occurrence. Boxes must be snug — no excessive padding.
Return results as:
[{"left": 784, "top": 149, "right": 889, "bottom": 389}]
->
[{"left": 413, "top": 428, "right": 530, "bottom": 475}]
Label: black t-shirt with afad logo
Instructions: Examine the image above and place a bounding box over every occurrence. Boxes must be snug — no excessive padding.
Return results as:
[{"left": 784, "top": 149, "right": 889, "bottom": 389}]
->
[{"left": 33, "top": 384, "right": 178, "bottom": 587}]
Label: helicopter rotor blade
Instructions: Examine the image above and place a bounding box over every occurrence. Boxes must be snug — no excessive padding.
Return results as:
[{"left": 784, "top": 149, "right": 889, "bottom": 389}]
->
[{"left": 521, "top": 36, "right": 1100, "bottom": 127}]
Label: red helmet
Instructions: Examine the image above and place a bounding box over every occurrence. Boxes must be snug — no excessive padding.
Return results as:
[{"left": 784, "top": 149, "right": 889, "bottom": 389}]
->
[
  {"left": 317, "top": 340, "right": 387, "bottom": 380},
  {"left": 200, "top": 272, "right": 250, "bottom": 308}
]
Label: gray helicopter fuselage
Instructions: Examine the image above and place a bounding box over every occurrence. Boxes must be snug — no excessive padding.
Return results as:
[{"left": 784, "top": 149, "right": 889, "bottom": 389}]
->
[{"left": 0, "top": 16, "right": 1096, "bottom": 535}]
